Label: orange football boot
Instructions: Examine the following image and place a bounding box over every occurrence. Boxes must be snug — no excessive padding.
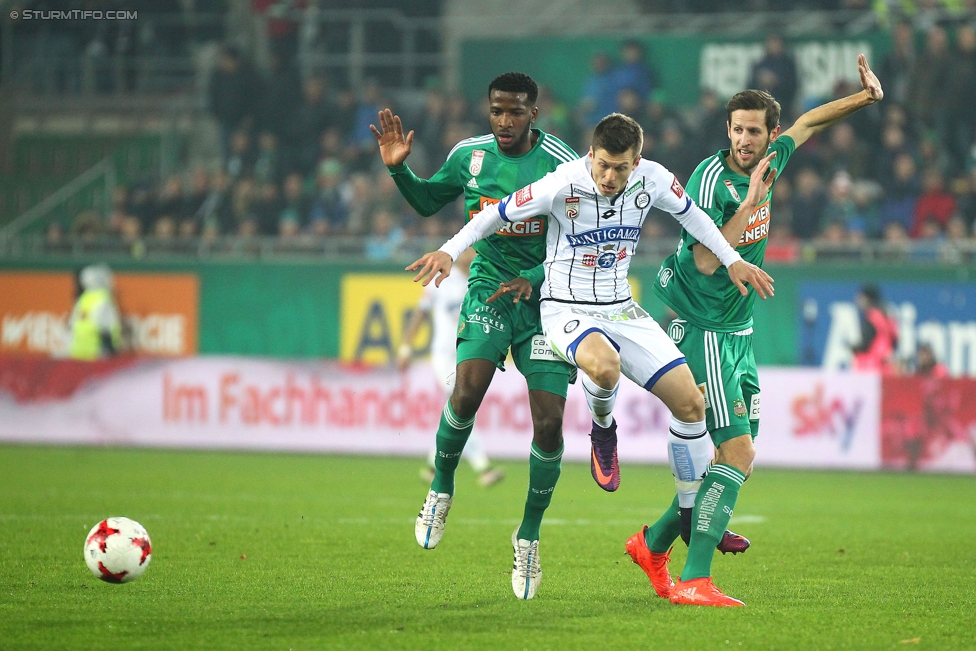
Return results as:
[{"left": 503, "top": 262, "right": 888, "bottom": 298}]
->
[
  {"left": 625, "top": 526, "right": 674, "bottom": 598},
  {"left": 670, "top": 576, "right": 744, "bottom": 607}
]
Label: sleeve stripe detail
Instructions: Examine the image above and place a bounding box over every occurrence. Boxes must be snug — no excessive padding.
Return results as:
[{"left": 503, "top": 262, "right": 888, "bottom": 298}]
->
[
  {"left": 446, "top": 134, "right": 495, "bottom": 160},
  {"left": 676, "top": 196, "right": 693, "bottom": 215},
  {"left": 498, "top": 197, "right": 511, "bottom": 222},
  {"left": 541, "top": 142, "right": 575, "bottom": 163},
  {"left": 698, "top": 157, "right": 723, "bottom": 208},
  {"left": 541, "top": 137, "right": 579, "bottom": 161}
]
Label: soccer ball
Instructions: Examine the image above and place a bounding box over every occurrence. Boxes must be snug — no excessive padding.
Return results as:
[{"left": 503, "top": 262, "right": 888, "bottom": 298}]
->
[{"left": 83, "top": 517, "right": 152, "bottom": 584}]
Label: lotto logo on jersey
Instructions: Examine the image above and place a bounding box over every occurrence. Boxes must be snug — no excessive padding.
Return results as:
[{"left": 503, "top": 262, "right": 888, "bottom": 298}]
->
[
  {"left": 496, "top": 217, "right": 544, "bottom": 237},
  {"left": 739, "top": 200, "right": 770, "bottom": 245},
  {"left": 469, "top": 150, "right": 485, "bottom": 176},
  {"left": 671, "top": 176, "right": 684, "bottom": 198},
  {"left": 515, "top": 185, "right": 533, "bottom": 206}
]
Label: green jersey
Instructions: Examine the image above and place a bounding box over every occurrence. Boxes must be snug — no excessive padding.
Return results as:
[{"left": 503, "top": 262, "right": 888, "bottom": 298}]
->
[
  {"left": 654, "top": 135, "right": 796, "bottom": 332},
  {"left": 388, "top": 129, "right": 578, "bottom": 291}
]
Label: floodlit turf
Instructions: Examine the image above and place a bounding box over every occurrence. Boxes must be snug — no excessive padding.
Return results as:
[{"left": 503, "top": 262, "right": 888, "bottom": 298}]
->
[{"left": 1, "top": 445, "right": 975, "bottom": 650}]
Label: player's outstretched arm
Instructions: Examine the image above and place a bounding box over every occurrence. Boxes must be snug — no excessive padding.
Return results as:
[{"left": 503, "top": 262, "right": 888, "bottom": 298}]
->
[
  {"left": 728, "top": 260, "right": 774, "bottom": 299},
  {"left": 370, "top": 108, "right": 414, "bottom": 167},
  {"left": 406, "top": 251, "right": 453, "bottom": 288},
  {"left": 782, "top": 53, "right": 883, "bottom": 148},
  {"left": 693, "top": 151, "right": 777, "bottom": 275}
]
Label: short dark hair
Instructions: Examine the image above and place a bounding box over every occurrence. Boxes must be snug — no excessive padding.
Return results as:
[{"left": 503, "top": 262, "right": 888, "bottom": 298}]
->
[
  {"left": 726, "top": 89, "right": 781, "bottom": 133},
  {"left": 592, "top": 113, "right": 643, "bottom": 156},
  {"left": 488, "top": 72, "right": 538, "bottom": 104},
  {"left": 859, "top": 283, "right": 882, "bottom": 307}
]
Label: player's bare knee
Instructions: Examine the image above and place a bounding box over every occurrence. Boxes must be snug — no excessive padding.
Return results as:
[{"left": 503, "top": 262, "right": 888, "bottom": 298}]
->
[
  {"left": 585, "top": 351, "right": 620, "bottom": 389},
  {"left": 717, "top": 435, "right": 755, "bottom": 473},
  {"left": 449, "top": 383, "right": 484, "bottom": 420},
  {"left": 672, "top": 390, "right": 705, "bottom": 423},
  {"left": 532, "top": 423, "right": 563, "bottom": 455}
]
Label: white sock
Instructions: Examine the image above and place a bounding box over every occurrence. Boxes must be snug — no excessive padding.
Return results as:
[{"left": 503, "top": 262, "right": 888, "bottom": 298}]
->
[
  {"left": 582, "top": 374, "right": 618, "bottom": 428},
  {"left": 463, "top": 431, "right": 490, "bottom": 473},
  {"left": 667, "top": 417, "right": 712, "bottom": 509}
]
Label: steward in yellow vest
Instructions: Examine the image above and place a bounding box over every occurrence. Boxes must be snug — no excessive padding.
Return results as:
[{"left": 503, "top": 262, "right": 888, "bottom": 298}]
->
[{"left": 69, "top": 265, "right": 122, "bottom": 360}]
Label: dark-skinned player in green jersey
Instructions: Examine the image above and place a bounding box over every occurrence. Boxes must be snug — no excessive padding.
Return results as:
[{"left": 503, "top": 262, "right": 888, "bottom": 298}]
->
[
  {"left": 625, "top": 54, "right": 884, "bottom": 607},
  {"left": 371, "top": 72, "right": 579, "bottom": 600}
]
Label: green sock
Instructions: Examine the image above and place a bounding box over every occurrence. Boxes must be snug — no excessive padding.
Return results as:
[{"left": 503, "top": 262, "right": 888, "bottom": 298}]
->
[
  {"left": 645, "top": 494, "right": 681, "bottom": 553},
  {"left": 681, "top": 464, "right": 745, "bottom": 581},
  {"left": 430, "top": 402, "right": 474, "bottom": 496},
  {"left": 517, "top": 442, "right": 563, "bottom": 542}
]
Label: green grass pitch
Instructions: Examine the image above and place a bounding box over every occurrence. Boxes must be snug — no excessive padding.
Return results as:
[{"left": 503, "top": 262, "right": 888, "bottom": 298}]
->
[{"left": 1, "top": 444, "right": 975, "bottom": 650}]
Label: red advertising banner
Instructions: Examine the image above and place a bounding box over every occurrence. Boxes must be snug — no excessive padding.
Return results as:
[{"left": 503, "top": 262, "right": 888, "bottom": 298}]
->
[
  {"left": 881, "top": 376, "right": 976, "bottom": 473},
  {"left": 0, "top": 357, "right": 899, "bottom": 471},
  {"left": 0, "top": 272, "right": 199, "bottom": 357}
]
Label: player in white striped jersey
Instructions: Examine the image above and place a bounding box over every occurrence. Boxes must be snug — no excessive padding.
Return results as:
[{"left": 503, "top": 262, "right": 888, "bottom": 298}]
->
[
  {"left": 398, "top": 248, "right": 505, "bottom": 488},
  {"left": 408, "top": 113, "right": 774, "bottom": 504}
]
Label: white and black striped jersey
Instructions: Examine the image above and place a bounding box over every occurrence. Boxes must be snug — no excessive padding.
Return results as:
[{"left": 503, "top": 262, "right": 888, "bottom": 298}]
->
[{"left": 440, "top": 156, "right": 741, "bottom": 305}]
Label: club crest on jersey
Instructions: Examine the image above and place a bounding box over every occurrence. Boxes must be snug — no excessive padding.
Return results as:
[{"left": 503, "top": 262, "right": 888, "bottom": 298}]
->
[
  {"left": 583, "top": 248, "right": 627, "bottom": 268},
  {"left": 565, "top": 226, "right": 640, "bottom": 248},
  {"left": 733, "top": 398, "right": 748, "bottom": 419},
  {"left": 671, "top": 177, "right": 684, "bottom": 198},
  {"left": 565, "top": 197, "right": 580, "bottom": 219},
  {"left": 469, "top": 150, "right": 485, "bottom": 177},
  {"left": 515, "top": 185, "right": 533, "bottom": 206},
  {"left": 724, "top": 179, "right": 741, "bottom": 202},
  {"left": 635, "top": 190, "right": 651, "bottom": 209}
]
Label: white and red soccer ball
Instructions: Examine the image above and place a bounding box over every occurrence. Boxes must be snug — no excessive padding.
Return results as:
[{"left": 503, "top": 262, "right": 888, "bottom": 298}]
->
[{"left": 83, "top": 517, "right": 152, "bottom": 583}]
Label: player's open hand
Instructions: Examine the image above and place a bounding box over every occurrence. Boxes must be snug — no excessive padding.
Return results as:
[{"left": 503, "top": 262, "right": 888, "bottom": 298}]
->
[
  {"left": 370, "top": 108, "right": 414, "bottom": 167},
  {"left": 487, "top": 277, "right": 532, "bottom": 304},
  {"left": 858, "top": 53, "right": 883, "bottom": 103},
  {"left": 728, "top": 260, "right": 774, "bottom": 299},
  {"left": 406, "top": 251, "right": 453, "bottom": 287},
  {"left": 746, "top": 151, "right": 777, "bottom": 205}
]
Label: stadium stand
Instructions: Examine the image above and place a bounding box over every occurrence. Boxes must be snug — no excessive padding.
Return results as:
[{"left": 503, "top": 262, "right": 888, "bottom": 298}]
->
[{"left": 2, "top": 1, "right": 976, "bottom": 263}]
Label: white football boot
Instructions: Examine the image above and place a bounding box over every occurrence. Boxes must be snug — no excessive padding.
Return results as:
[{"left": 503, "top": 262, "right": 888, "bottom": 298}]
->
[
  {"left": 415, "top": 490, "right": 452, "bottom": 549},
  {"left": 511, "top": 529, "right": 542, "bottom": 600}
]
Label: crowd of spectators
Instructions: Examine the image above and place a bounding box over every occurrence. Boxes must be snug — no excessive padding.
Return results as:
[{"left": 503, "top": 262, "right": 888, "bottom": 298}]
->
[{"left": 48, "top": 21, "right": 976, "bottom": 261}]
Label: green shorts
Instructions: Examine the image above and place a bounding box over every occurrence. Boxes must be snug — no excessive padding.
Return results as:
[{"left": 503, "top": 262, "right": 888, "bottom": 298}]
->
[
  {"left": 666, "top": 319, "right": 759, "bottom": 446},
  {"left": 455, "top": 282, "right": 575, "bottom": 399}
]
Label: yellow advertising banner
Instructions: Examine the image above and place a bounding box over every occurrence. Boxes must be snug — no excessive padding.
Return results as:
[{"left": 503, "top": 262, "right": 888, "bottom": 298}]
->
[
  {"left": 340, "top": 274, "right": 428, "bottom": 365},
  {"left": 339, "top": 274, "right": 641, "bottom": 365}
]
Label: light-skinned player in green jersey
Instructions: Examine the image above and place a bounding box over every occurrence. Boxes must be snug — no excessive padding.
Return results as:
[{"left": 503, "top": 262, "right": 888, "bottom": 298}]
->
[
  {"left": 371, "top": 72, "right": 578, "bottom": 600},
  {"left": 626, "top": 54, "right": 884, "bottom": 607}
]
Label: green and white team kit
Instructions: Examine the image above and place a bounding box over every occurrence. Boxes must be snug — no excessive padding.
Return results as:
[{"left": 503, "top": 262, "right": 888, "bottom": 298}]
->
[
  {"left": 389, "top": 129, "right": 578, "bottom": 396},
  {"left": 654, "top": 135, "right": 796, "bottom": 443}
]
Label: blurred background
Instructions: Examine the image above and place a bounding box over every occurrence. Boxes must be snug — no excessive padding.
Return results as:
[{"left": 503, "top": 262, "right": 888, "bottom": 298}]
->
[{"left": 1, "top": 0, "right": 975, "bottom": 474}]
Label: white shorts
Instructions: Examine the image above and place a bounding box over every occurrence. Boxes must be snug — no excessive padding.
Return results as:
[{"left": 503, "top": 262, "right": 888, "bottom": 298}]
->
[
  {"left": 431, "top": 351, "right": 457, "bottom": 393},
  {"left": 540, "top": 299, "right": 685, "bottom": 390}
]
